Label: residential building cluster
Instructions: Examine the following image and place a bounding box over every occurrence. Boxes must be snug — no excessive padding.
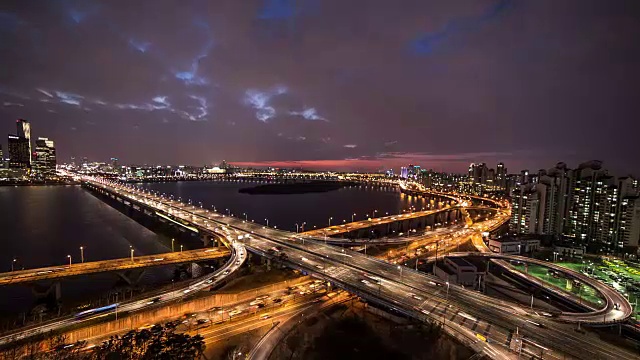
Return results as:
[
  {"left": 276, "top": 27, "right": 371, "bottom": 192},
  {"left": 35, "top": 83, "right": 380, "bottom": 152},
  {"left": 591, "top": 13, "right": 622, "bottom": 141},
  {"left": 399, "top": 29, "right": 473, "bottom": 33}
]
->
[
  {"left": 392, "top": 162, "right": 513, "bottom": 196},
  {"left": 509, "top": 161, "right": 640, "bottom": 253},
  {"left": 63, "top": 160, "right": 232, "bottom": 180},
  {"left": 1, "top": 119, "right": 57, "bottom": 180}
]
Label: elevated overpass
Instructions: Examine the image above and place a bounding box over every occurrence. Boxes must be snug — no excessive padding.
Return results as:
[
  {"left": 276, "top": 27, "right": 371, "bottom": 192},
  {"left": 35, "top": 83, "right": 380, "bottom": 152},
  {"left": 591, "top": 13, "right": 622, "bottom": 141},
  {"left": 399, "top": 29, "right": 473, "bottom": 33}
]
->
[
  {"left": 76, "top": 177, "right": 639, "bottom": 360},
  {"left": 302, "top": 207, "right": 464, "bottom": 239},
  {"left": 300, "top": 206, "right": 494, "bottom": 245},
  {"left": 442, "top": 252, "right": 632, "bottom": 324},
  {"left": 0, "top": 230, "right": 246, "bottom": 347},
  {"left": 0, "top": 248, "right": 230, "bottom": 286}
]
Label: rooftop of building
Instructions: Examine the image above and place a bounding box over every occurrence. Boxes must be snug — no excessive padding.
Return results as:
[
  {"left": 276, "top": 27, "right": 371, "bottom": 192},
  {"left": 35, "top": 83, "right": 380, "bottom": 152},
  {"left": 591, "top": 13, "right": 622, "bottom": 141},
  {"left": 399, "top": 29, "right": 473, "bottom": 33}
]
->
[
  {"left": 434, "top": 261, "right": 457, "bottom": 275},
  {"left": 445, "top": 256, "right": 475, "bottom": 268}
]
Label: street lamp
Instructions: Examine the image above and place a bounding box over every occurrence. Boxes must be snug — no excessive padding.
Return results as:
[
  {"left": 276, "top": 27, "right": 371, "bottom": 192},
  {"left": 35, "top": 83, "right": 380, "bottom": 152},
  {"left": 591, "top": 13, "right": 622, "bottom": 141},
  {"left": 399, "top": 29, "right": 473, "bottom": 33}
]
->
[
  {"left": 295, "top": 223, "right": 299, "bottom": 233},
  {"left": 243, "top": 213, "right": 247, "bottom": 221},
  {"left": 352, "top": 213, "right": 356, "bottom": 222},
  {"left": 80, "top": 246, "right": 85, "bottom": 263},
  {"left": 172, "top": 238, "right": 175, "bottom": 252},
  {"left": 11, "top": 258, "right": 16, "bottom": 272},
  {"left": 329, "top": 217, "right": 333, "bottom": 227},
  {"left": 446, "top": 281, "right": 450, "bottom": 300},
  {"left": 67, "top": 255, "right": 72, "bottom": 267},
  {"left": 130, "top": 246, "right": 134, "bottom": 263},
  {"left": 398, "top": 265, "right": 403, "bottom": 281},
  {"left": 180, "top": 245, "right": 184, "bottom": 253},
  {"left": 265, "top": 218, "right": 269, "bottom": 227}
]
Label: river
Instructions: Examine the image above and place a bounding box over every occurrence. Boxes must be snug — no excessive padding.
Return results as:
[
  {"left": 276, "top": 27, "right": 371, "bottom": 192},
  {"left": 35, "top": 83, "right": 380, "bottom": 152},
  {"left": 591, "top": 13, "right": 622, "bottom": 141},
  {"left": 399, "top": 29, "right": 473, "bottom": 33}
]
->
[{"left": 0, "top": 181, "right": 429, "bottom": 320}]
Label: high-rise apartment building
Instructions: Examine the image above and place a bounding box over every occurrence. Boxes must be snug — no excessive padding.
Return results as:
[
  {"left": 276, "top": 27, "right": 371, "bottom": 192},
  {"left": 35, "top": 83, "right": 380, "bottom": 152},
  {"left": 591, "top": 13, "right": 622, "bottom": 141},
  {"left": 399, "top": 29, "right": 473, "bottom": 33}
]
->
[
  {"left": 16, "top": 119, "right": 31, "bottom": 165},
  {"left": 496, "top": 162, "right": 507, "bottom": 189},
  {"left": 565, "top": 161, "right": 609, "bottom": 245},
  {"left": 8, "top": 135, "right": 31, "bottom": 169},
  {"left": 538, "top": 163, "right": 572, "bottom": 236},
  {"left": 468, "top": 163, "right": 488, "bottom": 184},
  {"left": 509, "top": 160, "right": 640, "bottom": 253},
  {"left": 510, "top": 183, "right": 546, "bottom": 234},
  {"left": 618, "top": 196, "right": 640, "bottom": 249},
  {"left": 33, "top": 137, "right": 56, "bottom": 178}
]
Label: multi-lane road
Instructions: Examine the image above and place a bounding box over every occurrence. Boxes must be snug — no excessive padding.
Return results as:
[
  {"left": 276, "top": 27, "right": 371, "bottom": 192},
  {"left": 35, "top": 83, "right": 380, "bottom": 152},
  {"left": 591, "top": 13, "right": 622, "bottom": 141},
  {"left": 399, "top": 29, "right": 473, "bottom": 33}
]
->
[
  {"left": 302, "top": 207, "right": 454, "bottom": 237},
  {"left": 0, "top": 248, "right": 230, "bottom": 285},
  {"left": 444, "top": 252, "right": 632, "bottom": 324},
  {"left": 0, "top": 229, "right": 246, "bottom": 347},
  {"left": 83, "top": 177, "right": 637, "bottom": 359}
]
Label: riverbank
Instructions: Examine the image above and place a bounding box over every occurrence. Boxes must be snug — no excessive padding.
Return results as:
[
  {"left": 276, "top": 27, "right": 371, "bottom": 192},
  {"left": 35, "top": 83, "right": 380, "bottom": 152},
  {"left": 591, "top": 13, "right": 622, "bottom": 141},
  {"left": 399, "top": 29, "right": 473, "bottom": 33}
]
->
[
  {"left": 0, "top": 180, "right": 79, "bottom": 186},
  {"left": 239, "top": 181, "right": 358, "bottom": 195}
]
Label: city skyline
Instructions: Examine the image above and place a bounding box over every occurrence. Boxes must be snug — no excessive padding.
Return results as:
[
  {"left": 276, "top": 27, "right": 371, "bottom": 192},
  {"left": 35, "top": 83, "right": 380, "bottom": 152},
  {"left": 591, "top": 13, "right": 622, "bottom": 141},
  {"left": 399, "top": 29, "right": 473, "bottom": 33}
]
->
[{"left": 1, "top": 1, "right": 639, "bottom": 174}]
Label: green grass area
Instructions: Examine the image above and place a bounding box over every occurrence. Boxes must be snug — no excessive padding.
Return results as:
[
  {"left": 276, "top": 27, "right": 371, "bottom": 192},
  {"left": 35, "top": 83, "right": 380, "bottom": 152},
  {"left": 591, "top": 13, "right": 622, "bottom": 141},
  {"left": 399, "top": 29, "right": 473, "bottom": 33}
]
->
[
  {"left": 554, "top": 258, "right": 640, "bottom": 320},
  {"left": 512, "top": 263, "right": 603, "bottom": 306}
]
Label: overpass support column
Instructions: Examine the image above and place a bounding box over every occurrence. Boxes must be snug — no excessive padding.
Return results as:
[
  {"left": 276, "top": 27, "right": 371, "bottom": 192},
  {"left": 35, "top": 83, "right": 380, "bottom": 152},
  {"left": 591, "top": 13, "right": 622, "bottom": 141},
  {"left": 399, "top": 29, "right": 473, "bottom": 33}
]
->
[
  {"left": 116, "top": 269, "right": 146, "bottom": 286},
  {"left": 31, "top": 282, "right": 62, "bottom": 303}
]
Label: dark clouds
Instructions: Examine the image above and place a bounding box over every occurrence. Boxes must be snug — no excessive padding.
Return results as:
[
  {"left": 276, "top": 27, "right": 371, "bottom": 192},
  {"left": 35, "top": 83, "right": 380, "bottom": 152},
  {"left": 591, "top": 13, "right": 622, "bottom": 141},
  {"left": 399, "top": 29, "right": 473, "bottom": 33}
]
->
[{"left": 1, "top": 0, "right": 640, "bottom": 174}]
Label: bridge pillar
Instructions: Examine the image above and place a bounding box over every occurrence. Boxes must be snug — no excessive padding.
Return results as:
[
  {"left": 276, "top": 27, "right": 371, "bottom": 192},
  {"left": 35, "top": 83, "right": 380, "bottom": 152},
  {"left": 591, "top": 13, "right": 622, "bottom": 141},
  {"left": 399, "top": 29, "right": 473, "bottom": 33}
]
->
[
  {"left": 191, "top": 263, "right": 204, "bottom": 278},
  {"left": 115, "top": 269, "right": 146, "bottom": 286},
  {"left": 31, "top": 281, "right": 62, "bottom": 303}
]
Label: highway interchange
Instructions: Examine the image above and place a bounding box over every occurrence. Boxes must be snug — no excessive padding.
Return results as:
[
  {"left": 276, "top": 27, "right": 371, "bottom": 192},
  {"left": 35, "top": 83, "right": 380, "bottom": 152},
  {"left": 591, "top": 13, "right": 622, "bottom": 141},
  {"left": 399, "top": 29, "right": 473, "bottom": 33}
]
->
[
  {"left": 0, "top": 174, "right": 636, "bottom": 359},
  {"left": 75, "top": 177, "right": 637, "bottom": 359},
  {"left": 0, "top": 228, "right": 246, "bottom": 346}
]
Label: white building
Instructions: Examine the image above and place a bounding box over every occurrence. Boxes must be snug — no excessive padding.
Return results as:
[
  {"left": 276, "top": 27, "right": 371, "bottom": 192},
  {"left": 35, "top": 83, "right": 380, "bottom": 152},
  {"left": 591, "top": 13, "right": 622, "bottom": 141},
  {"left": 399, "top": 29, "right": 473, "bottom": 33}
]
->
[
  {"left": 488, "top": 237, "right": 540, "bottom": 255},
  {"left": 434, "top": 257, "right": 484, "bottom": 287}
]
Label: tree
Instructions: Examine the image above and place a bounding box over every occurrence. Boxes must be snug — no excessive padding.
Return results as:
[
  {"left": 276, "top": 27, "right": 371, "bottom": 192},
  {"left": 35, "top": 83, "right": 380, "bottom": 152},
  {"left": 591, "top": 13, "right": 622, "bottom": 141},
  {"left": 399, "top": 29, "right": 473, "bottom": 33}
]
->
[
  {"left": 286, "top": 332, "right": 303, "bottom": 359},
  {"left": 91, "top": 322, "right": 205, "bottom": 360}
]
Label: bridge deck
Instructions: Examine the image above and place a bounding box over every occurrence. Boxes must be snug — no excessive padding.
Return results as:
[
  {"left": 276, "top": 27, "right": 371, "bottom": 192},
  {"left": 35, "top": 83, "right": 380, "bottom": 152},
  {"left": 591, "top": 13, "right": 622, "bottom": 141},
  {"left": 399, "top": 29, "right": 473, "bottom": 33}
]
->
[
  {"left": 302, "top": 207, "right": 455, "bottom": 237},
  {"left": 0, "top": 248, "right": 229, "bottom": 286}
]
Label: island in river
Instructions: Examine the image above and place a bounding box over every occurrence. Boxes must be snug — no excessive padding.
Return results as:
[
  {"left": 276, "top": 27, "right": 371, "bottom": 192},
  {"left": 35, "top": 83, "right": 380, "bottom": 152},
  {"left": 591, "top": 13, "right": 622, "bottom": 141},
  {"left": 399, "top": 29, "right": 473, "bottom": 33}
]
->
[{"left": 238, "top": 181, "right": 359, "bottom": 195}]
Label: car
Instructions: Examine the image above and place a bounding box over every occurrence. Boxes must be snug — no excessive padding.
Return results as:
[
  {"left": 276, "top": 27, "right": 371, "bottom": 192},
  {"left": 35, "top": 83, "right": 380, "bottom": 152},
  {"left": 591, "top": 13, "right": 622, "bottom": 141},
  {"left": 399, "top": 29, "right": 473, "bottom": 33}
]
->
[
  {"left": 228, "top": 309, "right": 242, "bottom": 317},
  {"left": 249, "top": 300, "right": 264, "bottom": 306},
  {"left": 146, "top": 297, "right": 162, "bottom": 305},
  {"left": 273, "top": 298, "right": 282, "bottom": 303},
  {"left": 260, "top": 314, "right": 271, "bottom": 319},
  {"left": 315, "top": 264, "right": 324, "bottom": 270},
  {"left": 409, "top": 293, "right": 423, "bottom": 301},
  {"left": 223, "top": 270, "right": 230, "bottom": 275},
  {"left": 235, "top": 260, "right": 241, "bottom": 265},
  {"left": 256, "top": 295, "right": 270, "bottom": 300}
]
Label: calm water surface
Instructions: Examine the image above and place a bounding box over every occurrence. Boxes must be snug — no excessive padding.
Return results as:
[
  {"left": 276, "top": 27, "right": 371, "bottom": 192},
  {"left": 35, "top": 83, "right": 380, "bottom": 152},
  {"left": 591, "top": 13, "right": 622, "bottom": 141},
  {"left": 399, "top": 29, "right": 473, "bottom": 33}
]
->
[
  {"left": 140, "top": 181, "right": 430, "bottom": 232},
  {"left": 0, "top": 181, "right": 429, "bottom": 317},
  {"left": 0, "top": 185, "right": 172, "bottom": 318}
]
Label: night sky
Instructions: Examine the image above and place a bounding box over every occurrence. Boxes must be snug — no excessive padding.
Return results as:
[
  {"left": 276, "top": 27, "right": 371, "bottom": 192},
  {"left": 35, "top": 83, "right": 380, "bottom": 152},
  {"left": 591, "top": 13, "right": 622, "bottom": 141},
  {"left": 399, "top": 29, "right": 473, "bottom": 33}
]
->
[{"left": 1, "top": 1, "right": 639, "bottom": 174}]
